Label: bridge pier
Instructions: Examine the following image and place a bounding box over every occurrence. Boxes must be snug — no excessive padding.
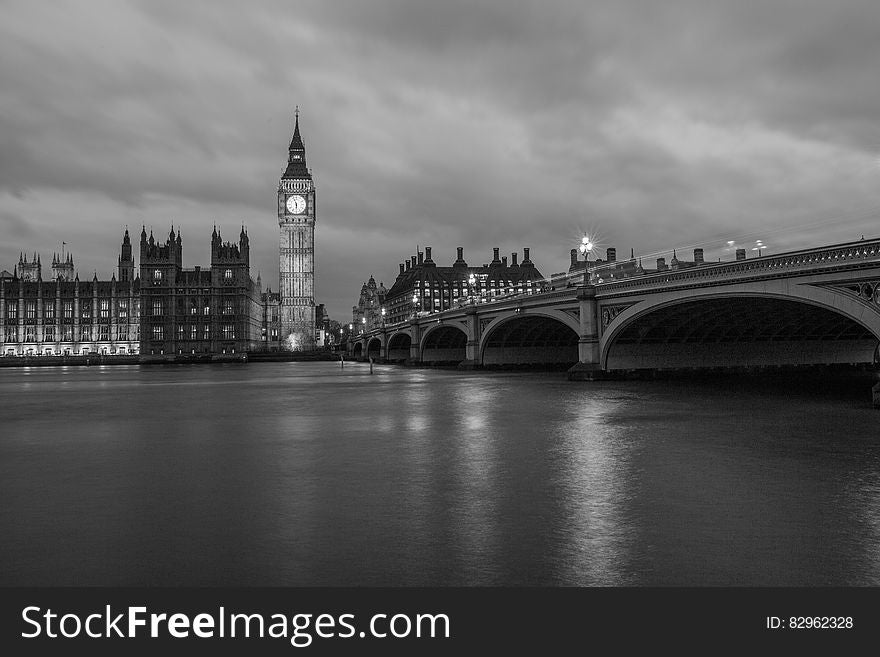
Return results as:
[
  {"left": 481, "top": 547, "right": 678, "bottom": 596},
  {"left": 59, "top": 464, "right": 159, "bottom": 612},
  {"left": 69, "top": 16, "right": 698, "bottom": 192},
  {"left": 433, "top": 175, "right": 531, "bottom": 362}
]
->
[
  {"left": 458, "top": 305, "right": 481, "bottom": 369},
  {"left": 406, "top": 318, "right": 422, "bottom": 365},
  {"left": 568, "top": 284, "right": 606, "bottom": 380}
]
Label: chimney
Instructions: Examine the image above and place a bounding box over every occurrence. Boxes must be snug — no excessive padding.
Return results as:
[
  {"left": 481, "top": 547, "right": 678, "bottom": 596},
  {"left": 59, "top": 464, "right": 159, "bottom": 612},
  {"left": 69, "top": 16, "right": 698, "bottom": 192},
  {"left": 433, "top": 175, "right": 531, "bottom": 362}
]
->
[
  {"left": 511, "top": 252, "right": 518, "bottom": 266},
  {"left": 457, "top": 247, "right": 463, "bottom": 260},
  {"left": 606, "top": 247, "right": 616, "bottom": 262},
  {"left": 425, "top": 246, "right": 432, "bottom": 262},
  {"left": 523, "top": 247, "right": 531, "bottom": 263},
  {"left": 657, "top": 257, "right": 667, "bottom": 271},
  {"left": 502, "top": 256, "right": 508, "bottom": 267},
  {"left": 399, "top": 263, "right": 405, "bottom": 275},
  {"left": 570, "top": 249, "right": 577, "bottom": 266},
  {"left": 406, "top": 260, "right": 411, "bottom": 271},
  {"left": 694, "top": 248, "right": 704, "bottom": 264},
  {"left": 411, "top": 255, "right": 417, "bottom": 268},
  {"left": 736, "top": 248, "right": 746, "bottom": 261},
  {"left": 417, "top": 251, "right": 423, "bottom": 265}
]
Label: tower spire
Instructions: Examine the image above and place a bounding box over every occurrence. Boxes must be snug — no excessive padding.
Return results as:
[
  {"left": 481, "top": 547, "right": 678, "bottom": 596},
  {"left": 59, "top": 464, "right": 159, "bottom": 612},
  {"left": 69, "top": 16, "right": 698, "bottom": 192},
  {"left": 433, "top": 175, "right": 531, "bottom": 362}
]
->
[{"left": 289, "top": 106, "right": 304, "bottom": 151}]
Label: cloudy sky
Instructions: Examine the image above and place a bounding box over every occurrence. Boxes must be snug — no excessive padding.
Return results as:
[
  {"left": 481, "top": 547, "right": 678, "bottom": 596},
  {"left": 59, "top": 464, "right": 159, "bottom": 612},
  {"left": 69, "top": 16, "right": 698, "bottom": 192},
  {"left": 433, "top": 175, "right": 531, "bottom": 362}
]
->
[{"left": 2, "top": 0, "right": 880, "bottom": 320}]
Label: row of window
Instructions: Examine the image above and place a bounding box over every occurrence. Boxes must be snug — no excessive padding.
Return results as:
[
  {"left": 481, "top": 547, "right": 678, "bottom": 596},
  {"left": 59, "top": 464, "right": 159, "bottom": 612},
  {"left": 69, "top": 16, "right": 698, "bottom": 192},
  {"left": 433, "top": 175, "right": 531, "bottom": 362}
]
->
[
  {"left": 151, "top": 269, "right": 235, "bottom": 283},
  {"left": 4, "top": 300, "right": 132, "bottom": 320},
  {"left": 3, "top": 326, "right": 137, "bottom": 342},
  {"left": 148, "top": 300, "right": 238, "bottom": 316},
  {"left": 149, "top": 325, "right": 236, "bottom": 341},
  {"left": 413, "top": 279, "right": 536, "bottom": 289},
  {"left": 4, "top": 346, "right": 134, "bottom": 357}
]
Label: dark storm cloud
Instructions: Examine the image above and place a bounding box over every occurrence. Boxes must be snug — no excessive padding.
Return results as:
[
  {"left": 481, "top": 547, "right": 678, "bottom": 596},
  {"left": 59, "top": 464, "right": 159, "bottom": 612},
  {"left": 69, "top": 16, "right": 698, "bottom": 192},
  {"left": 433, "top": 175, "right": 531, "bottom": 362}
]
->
[{"left": 2, "top": 0, "right": 880, "bottom": 320}]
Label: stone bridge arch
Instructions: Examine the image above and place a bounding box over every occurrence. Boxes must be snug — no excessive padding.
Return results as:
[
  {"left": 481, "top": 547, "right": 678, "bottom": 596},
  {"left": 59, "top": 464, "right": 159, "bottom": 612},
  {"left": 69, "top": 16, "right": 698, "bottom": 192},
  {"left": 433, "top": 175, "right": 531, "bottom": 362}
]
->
[
  {"left": 480, "top": 310, "right": 580, "bottom": 366},
  {"left": 420, "top": 323, "right": 468, "bottom": 364},
  {"left": 387, "top": 331, "right": 413, "bottom": 361},
  {"left": 367, "top": 336, "right": 383, "bottom": 359},
  {"left": 600, "top": 284, "right": 880, "bottom": 370}
]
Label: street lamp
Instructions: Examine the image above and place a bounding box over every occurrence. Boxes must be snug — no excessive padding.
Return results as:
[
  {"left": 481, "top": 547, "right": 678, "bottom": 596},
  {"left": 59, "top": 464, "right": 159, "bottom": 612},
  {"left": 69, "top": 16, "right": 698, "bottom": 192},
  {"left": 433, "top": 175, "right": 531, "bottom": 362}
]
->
[
  {"left": 380, "top": 306, "right": 386, "bottom": 326},
  {"left": 412, "top": 291, "right": 419, "bottom": 317},
  {"left": 579, "top": 235, "right": 594, "bottom": 285},
  {"left": 361, "top": 316, "right": 366, "bottom": 333},
  {"left": 468, "top": 272, "right": 476, "bottom": 304}
]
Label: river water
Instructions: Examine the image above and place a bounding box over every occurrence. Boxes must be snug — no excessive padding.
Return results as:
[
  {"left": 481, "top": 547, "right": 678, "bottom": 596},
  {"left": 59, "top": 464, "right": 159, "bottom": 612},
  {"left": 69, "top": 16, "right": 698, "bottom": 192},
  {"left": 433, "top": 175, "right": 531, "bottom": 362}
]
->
[{"left": 1, "top": 362, "right": 878, "bottom": 586}]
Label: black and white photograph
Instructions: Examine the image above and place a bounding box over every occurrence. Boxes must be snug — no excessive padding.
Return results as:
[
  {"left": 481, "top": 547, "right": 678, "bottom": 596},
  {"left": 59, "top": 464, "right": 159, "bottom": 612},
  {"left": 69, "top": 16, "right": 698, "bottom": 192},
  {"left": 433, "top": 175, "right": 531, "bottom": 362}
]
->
[{"left": 2, "top": 0, "right": 879, "bottom": 651}]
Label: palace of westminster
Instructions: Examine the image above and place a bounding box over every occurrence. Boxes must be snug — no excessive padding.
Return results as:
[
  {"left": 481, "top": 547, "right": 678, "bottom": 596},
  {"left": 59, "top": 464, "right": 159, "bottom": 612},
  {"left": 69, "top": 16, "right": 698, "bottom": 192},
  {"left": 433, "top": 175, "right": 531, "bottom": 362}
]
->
[
  {"left": 1, "top": 110, "right": 671, "bottom": 358},
  {"left": 0, "top": 112, "right": 321, "bottom": 358}
]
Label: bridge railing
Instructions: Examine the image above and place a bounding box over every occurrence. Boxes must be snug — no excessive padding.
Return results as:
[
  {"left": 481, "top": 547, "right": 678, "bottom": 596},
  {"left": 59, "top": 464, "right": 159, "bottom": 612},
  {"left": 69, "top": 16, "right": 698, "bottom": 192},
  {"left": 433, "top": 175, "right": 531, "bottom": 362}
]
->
[{"left": 597, "top": 238, "right": 880, "bottom": 294}]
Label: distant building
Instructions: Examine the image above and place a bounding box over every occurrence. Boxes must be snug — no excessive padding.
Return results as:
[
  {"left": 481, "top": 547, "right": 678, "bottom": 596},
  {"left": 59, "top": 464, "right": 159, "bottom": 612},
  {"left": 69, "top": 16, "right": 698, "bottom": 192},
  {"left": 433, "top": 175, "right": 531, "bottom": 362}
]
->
[
  {"left": 564, "top": 246, "right": 712, "bottom": 286},
  {"left": 352, "top": 276, "right": 387, "bottom": 333},
  {"left": 0, "top": 232, "right": 140, "bottom": 356},
  {"left": 382, "top": 246, "right": 544, "bottom": 325},
  {"left": 138, "top": 226, "right": 263, "bottom": 356}
]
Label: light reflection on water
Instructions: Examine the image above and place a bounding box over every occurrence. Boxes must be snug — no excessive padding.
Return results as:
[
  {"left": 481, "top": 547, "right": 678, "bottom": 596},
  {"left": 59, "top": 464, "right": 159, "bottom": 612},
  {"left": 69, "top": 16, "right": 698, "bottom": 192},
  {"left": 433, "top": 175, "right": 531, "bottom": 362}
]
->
[{"left": 0, "top": 362, "right": 879, "bottom": 586}]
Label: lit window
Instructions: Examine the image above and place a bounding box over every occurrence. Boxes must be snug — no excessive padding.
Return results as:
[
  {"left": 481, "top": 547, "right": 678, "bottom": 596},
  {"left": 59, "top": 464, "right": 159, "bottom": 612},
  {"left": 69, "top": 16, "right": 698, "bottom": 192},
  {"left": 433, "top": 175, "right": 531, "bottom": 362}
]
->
[
  {"left": 153, "top": 269, "right": 162, "bottom": 281},
  {"left": 100, "top": 299, "right": 110, "bottom": 319},
  {"left": 225, "top": 269, "right": 233, "bottom": 282},
  {"left": 152, "top": 300, "right": 163, "bottom": 316},
  {"left": 6, "top": 302, "right": 17, "bottom": 319},
  {"left": 152, "top": 326, "right": 164, "bottom": 341},
  {"left": 26, "top": 302, "right": 36, "bottom": 319}
]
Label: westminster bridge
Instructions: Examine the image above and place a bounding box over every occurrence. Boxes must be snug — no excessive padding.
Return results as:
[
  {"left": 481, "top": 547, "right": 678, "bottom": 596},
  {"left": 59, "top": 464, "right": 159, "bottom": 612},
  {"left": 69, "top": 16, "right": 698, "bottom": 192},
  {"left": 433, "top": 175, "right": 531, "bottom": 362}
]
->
[{"left": 347, "top": 237, "right": 880, "bottom": 378}]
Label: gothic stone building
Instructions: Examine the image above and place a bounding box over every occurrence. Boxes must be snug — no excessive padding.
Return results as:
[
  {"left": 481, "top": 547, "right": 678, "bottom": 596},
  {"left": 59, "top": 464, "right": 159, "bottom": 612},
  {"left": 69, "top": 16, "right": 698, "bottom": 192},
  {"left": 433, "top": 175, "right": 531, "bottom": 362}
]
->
[
  {"left": 0, "top": 232, "right": 140, "bottom": 356},
  {"left": 138, "top": 226, "right": 263, "bottom": 355}
]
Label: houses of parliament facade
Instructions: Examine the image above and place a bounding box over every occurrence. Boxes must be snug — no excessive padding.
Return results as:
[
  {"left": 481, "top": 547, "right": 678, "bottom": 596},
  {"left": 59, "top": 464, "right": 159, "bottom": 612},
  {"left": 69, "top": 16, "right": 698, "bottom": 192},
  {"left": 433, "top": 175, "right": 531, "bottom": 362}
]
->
[{"left": 1, "top": 227, "right": 266, "bottom": 357}]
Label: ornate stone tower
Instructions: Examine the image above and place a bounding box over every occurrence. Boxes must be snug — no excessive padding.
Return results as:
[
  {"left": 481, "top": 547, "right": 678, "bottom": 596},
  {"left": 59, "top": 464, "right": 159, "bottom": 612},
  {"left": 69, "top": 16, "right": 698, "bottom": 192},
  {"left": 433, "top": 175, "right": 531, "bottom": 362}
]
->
[
  {"left": 277, "top": 107, "right": 316, "bottom": 350},
  {"left": 18, "top": 253, "right": 41, "bottom": 281},
  {"left": 118, "top": 228, "right": 135, "bottom": 283}
]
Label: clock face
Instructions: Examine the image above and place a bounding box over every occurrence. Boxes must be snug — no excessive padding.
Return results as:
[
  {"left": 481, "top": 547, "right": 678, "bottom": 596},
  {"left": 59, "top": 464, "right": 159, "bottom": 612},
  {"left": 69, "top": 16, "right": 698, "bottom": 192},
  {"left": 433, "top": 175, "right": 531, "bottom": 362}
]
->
[{"left": 286, "top": 194, "right": 306, "bottom": 214}]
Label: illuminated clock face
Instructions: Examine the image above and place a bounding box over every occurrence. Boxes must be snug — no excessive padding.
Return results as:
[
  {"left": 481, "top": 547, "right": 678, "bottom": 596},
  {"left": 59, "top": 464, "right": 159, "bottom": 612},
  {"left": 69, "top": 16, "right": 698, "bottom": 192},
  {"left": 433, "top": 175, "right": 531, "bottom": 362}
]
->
[{"left": 286, "top": 195, "right": 306, "bottom": 214}]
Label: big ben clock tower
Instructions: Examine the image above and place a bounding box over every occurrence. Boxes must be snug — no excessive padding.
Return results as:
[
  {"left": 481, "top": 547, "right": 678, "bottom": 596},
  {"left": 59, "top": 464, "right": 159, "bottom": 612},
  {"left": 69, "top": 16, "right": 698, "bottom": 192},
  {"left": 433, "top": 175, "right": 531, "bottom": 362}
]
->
[{"left": 278, "top": 107, "right": 316, "bottom": 350}]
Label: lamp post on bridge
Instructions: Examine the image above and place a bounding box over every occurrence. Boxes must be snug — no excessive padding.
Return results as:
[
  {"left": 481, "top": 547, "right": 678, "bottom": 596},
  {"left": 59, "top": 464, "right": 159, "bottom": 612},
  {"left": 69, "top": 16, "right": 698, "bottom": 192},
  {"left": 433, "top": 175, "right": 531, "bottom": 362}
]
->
[
  {"left": 468, "top": 272, "right": 477, "bottom": 305},
  {"left": 579, "top": 235, "right": 594, "bottom": 285}
]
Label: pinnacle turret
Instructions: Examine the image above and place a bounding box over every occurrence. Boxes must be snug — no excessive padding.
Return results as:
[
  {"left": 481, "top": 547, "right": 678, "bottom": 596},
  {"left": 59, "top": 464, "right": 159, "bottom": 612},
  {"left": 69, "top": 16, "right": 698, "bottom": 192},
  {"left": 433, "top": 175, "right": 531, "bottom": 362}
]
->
[{"left": 281, "top": 106, "right": 311, "bottom": 180}]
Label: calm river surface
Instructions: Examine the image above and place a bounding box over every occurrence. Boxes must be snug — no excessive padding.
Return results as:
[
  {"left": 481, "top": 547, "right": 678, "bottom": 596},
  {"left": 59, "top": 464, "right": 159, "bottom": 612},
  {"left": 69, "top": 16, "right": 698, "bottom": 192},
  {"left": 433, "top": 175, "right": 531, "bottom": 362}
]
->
[{"left": 1, "top": 362, "right": 879, "bottom": 586}]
